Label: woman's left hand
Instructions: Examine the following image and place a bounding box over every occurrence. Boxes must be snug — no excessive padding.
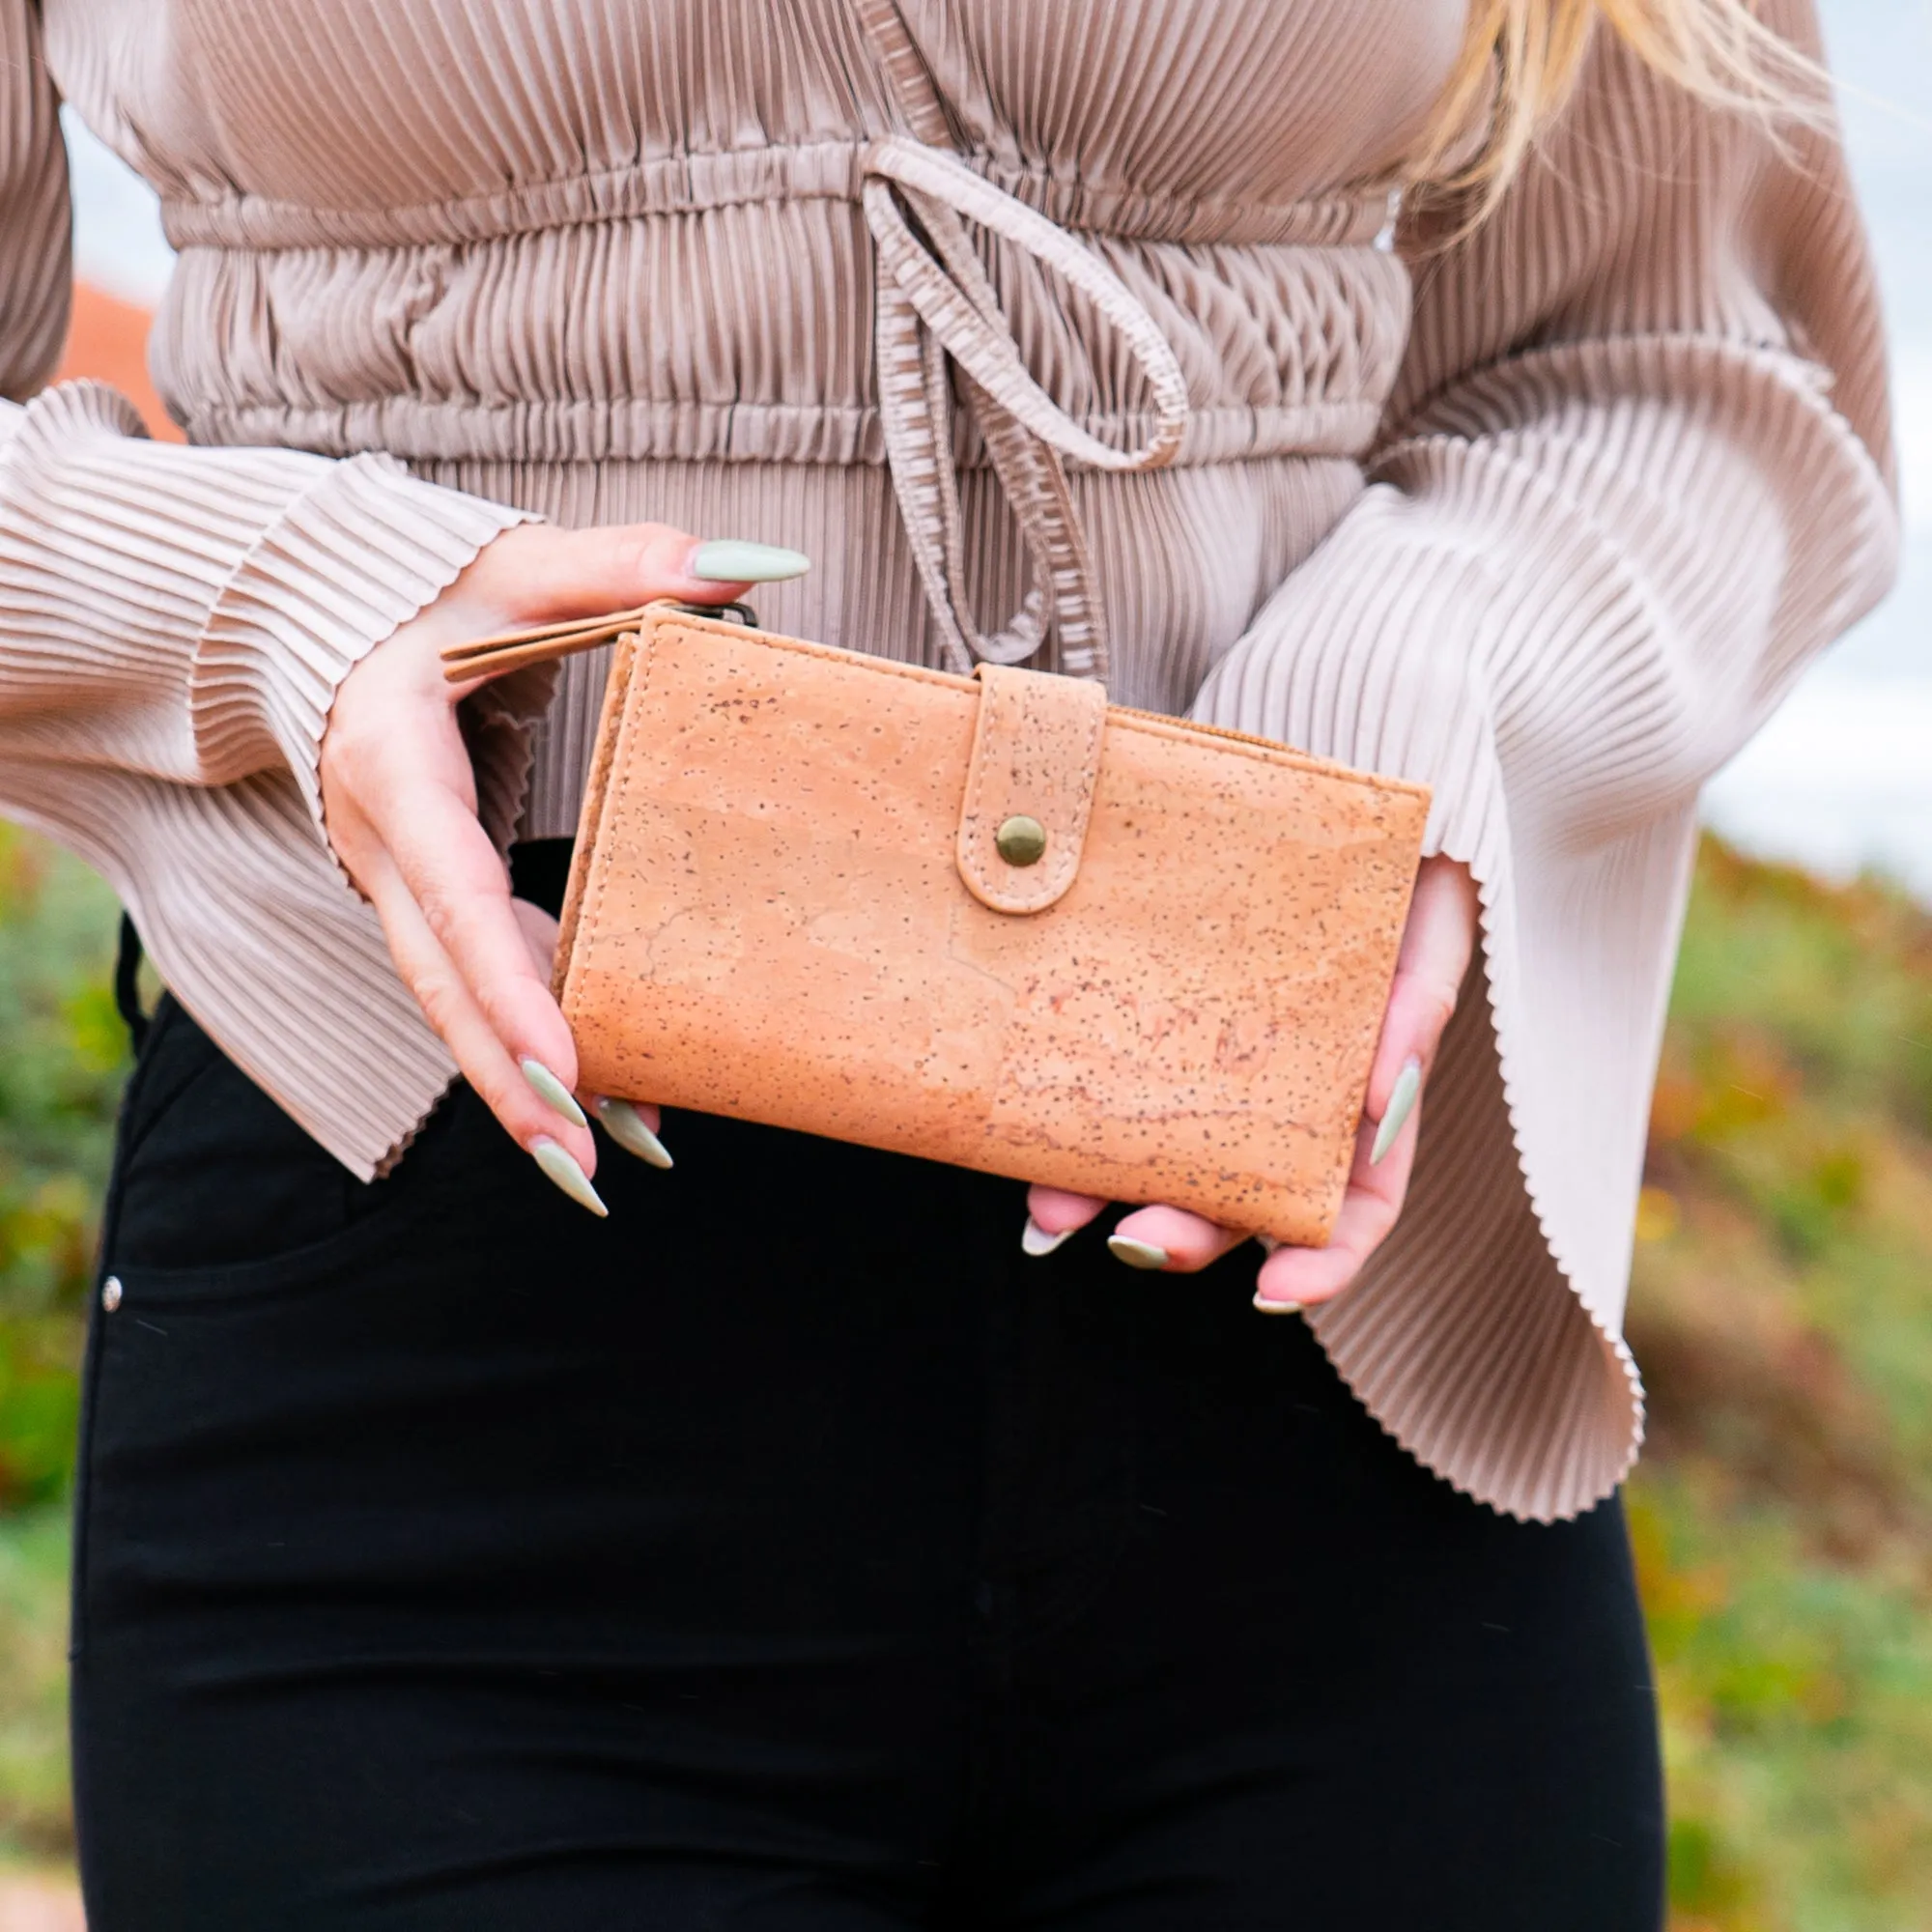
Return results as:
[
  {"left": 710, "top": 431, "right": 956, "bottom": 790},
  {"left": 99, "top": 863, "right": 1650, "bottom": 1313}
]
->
[{"left": 1023, "top": 856, "right": 1480, "bottom": 1311}]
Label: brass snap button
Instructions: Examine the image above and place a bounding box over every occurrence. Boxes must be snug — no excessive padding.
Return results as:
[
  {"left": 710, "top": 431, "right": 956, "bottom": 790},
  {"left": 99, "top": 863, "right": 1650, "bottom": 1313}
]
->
[{"left": 995, "top": 814, "right": 1047, "bottom": 867}]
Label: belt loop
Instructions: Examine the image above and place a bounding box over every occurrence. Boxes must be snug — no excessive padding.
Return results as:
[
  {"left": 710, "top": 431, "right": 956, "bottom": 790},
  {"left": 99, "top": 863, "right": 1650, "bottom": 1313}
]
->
[{"left": 114, "top": 912, "right": 150, "bottom": 1052}]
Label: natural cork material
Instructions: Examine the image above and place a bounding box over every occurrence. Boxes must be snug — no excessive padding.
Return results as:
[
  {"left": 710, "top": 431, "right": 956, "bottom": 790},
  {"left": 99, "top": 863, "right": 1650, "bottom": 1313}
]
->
[{"left": 558, "top": 610, "right": 1430, "bottom": 1244}]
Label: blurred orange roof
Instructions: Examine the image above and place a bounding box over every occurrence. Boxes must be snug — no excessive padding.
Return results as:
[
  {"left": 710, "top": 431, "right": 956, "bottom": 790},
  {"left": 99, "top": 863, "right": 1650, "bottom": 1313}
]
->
[{"left": 53, "top": 280, "right": 182, "bottom": 442}]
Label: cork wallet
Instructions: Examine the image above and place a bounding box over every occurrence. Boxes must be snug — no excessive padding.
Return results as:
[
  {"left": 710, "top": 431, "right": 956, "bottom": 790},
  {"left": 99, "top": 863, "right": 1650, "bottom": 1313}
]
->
[{"left": 445, "top": 605, "right": 1429, "bottom": 1243}]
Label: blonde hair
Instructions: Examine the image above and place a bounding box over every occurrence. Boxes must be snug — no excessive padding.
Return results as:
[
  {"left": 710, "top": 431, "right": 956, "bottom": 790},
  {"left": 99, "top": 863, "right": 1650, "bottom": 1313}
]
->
[{"left": 1418, "top": 0, "right": 1823, "bottom": 212}]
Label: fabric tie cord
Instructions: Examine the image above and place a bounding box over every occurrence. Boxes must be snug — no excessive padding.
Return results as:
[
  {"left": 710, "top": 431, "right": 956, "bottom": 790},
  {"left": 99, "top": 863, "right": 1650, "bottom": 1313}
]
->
[{"left": 860, "top": 135, "right": 1192, "bottom": 680}]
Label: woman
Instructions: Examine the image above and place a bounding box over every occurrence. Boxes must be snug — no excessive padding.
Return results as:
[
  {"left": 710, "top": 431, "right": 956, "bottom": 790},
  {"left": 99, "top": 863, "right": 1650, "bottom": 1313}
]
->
[{"left": 0, "top": 0, "right": 1896, "bottom": 1924}]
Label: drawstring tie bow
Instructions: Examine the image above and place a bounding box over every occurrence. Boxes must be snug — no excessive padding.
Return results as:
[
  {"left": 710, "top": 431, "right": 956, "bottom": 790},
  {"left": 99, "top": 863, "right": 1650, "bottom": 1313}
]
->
[{"left": 861, "top": 136, "right": 1191, "bottom": 679}]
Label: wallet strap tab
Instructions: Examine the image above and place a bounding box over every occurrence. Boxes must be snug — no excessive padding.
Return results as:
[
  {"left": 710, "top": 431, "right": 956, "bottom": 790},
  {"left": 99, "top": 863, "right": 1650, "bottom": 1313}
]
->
[
  {"left": 440, "top": 600, "right": 761, "bottom": 684},
  {"left": 955, "top": 664, "right": 1107, "bottom": 915}
]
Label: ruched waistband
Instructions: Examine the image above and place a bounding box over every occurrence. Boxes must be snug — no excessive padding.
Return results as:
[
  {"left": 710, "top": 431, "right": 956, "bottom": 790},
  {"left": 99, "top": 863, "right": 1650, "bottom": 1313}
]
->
[
  {"left": 160, "top": 128, "right": 1410, "bottom": 680},
  {"left": 175, "top": 396, "right": 1386, "bottom": 470},
  {"left": 161, "top": 139, "right": 1397, "bottom": 255}
]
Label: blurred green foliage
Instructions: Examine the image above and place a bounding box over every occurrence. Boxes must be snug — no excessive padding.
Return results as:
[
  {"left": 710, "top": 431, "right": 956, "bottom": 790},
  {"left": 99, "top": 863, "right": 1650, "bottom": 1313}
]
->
[
  {"left": 0, "top": 1509, "right": 74, "bottom": 1861},
  {"left": 0, "top": 826, "right": 1929, "bottom": 1923},
  {"left": 0, "top": 823, "right": 125, "bottom": 1862},
  {"left": 1629, "top": 841, "right": 1932, "bottom": 1930},
  {"left": 0, "top": 824, "right": 123, "bottom": 1510}
]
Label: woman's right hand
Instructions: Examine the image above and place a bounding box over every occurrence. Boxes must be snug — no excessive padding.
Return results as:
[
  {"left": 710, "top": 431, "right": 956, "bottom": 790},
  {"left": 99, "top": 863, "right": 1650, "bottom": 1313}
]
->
[{"left": 318, "top": 522, "right": 809, "bottom": 1213}]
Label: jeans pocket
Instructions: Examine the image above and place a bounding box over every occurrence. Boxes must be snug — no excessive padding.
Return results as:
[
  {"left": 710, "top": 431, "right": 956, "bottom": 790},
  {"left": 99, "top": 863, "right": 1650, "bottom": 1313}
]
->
[{"left": 106, "top": 1000, "right": 456, "bottom": 1273}]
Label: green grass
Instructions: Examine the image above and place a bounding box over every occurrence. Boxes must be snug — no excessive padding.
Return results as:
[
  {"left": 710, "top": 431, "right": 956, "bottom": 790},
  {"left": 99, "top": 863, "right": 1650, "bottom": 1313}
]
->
[{"left": 0, "top": 827, "right": 1929, "bottom": 1918}]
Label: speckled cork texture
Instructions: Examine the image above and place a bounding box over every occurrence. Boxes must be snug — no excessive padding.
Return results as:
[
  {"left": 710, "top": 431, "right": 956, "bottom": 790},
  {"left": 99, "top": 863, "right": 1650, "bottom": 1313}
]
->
[{"left": 559, "top": 609, "right": 1429, "bottom": 1245}]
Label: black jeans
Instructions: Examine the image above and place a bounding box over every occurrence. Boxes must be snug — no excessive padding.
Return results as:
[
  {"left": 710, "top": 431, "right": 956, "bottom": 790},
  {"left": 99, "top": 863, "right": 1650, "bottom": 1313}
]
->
[{"left": 72, "top": 922, "right": 1664, "bottom": 1928}]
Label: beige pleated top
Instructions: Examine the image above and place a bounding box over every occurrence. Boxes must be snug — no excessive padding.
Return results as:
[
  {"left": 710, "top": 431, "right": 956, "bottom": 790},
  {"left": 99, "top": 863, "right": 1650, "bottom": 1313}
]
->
[{"left": 0, "top": 0, "right": 1898, "bottom": 1518}]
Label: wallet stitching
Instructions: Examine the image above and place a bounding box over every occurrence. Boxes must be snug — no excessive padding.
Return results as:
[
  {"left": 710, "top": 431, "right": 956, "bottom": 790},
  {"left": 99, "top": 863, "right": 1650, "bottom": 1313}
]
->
[
  {"left": 580, "top": 612, "right": 1428, "bottom": 959},
  {"left": 955, "top": 670, "right": 1104, "bottom": 914},
  {"left": 554, "top": 633, "right": 637, "bottom": 1000},
  {"left": 653, "top": 611, "right": 1429, "bottom": 806},
  {"left": 574, "top": 625, "right": 660, "bottom": 1003},
  {"left": 459, "top": 603, "right": 1425, "bottom": 810},
  {"left": 565, "top": 611, "right": 1420, "bottom": 1244}
]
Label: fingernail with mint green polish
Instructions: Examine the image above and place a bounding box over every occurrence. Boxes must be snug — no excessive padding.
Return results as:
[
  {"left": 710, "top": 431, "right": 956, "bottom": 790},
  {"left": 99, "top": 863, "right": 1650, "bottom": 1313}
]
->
[
  {"left": 1371, "top": 1055, "right": 1424, "bottom": 1166},
  {"left": 1022, "top": 1217, "right": 1072, "bottom": 1259},
  {"left": 521, "top": 1057, "right": 587, "bottom": 1130},
  {"left": 688, "top": 539, "right": 812, "bottom": 583},
  {"left": 531, "top": 1137, "right": 609, "bottom": 1218},
  {"left": 594, "top": 1096, "right": 673, "bottom": 1170},
  {"left": 1107, "top": 1235, "right": 1170, "bottom": 1271}
]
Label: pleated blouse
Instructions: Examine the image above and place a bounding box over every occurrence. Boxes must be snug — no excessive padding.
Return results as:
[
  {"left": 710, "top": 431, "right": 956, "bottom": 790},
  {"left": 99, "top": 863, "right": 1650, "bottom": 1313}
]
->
[{"left": 0, "top": 0, "right": 1899, "bottom": 1518}]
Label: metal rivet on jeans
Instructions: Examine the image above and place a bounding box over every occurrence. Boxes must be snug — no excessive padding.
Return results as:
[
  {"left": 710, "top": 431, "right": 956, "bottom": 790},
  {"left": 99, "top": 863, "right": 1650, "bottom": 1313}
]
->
[{"left": 101, "top": 1276, "right": 123, "bottom": 1313}]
